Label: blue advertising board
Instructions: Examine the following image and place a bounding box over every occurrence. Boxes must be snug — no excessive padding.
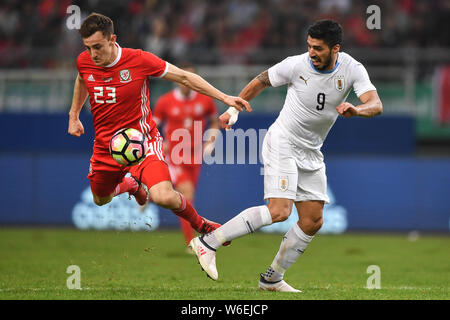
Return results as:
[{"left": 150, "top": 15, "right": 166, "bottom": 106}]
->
[{"left": 0, "top": 113, "right": 448, "bottom": 232}]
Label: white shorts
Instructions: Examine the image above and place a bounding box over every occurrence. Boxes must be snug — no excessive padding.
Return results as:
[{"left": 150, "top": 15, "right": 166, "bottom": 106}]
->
[{"left": 261, "top": 124, "right": 330, "bottom": 204}]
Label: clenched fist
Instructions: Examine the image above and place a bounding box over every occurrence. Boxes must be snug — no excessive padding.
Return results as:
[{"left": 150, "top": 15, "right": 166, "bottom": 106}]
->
[
  {"left": 68, "top": 118, "right": 85, "bottom": 137},
  {"left": 336, "top": 102, "right": 359, "bottom": 118}
]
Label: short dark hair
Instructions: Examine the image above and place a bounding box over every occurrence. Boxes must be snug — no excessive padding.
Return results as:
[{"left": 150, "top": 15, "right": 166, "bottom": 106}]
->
[
  {"left": 307, "top": 20, "right": 343, "bottom": 48},
  {"left": 79, "top": 13, "right": 114, "bottom": 39}
]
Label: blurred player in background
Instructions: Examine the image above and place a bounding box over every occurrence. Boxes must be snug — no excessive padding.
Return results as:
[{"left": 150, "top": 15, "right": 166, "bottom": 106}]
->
[
  {"left": 150, "top": 62, "right": 219, "bottom": 248},
  {"left": 68, "top": 13, "right": 250, "bottom": 236},
  {"left": 189, "top": 20, "right": 383, "bottom": 291}
]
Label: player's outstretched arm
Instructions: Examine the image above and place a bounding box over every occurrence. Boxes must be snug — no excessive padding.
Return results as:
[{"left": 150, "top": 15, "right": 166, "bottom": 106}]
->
[
  {"left": 336, "top": 90, "right": 383, "bottom": 118},
  {"left": 68, "top": 73, "right": 89, "bottom": 137},
  {"left": 162, "top": 63, "right": 251, "bottom": 112},
  {"left": 239, "top": 70, "right": 272, "bottom": 101},
  {"left": 219, "top": 70, "right": 272, "bottom": 130}
]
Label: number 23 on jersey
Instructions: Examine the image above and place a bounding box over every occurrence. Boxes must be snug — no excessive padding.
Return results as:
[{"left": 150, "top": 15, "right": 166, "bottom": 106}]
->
[{"left": 94, "top": 86, "right": 117, "bottom": 104}]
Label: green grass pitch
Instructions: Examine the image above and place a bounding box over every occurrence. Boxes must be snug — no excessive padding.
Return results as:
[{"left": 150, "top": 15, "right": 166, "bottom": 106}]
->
[{"left": 0, "top": 228, "right": 448, "bottom": 300}]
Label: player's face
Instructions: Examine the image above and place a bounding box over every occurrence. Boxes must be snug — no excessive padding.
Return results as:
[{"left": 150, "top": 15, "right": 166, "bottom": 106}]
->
[
  {"left": 307, "top": 36, "right": 338, "bottom": 71},
  {"left": 83, "top": 31, "right": 117, "bottom": 66}
]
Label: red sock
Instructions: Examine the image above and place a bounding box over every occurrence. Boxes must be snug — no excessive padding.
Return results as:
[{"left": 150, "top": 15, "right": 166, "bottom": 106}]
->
[
  {"left": 179, "top": 217, "right": 195, "bottom": 245},
  {"left": 171, "top": 193, "right": 203, "bottom": 231},
  {"left": 113, "top": 177, "right": 138, "bottom": 196}
]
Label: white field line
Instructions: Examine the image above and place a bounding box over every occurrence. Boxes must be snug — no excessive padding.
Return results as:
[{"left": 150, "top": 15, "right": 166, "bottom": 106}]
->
[
  {"left": 307, "top": 285, "right": 445, "bottom": 290},
  {"left": 0, "top": 286, "right": 446, "bottom": 292}
]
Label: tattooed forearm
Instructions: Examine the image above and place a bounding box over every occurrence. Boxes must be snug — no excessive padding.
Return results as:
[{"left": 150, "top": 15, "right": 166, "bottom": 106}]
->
[
  {"left": 238, "top": 69, "right": 271, "bottom": 101},
  {"left": 256, "top": 70, "right": 272, "bottom": 87}
]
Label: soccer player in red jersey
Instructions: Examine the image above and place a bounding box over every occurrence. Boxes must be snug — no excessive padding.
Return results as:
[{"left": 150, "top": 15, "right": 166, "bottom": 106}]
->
[
  {"left": 152, "top": 62, "right": 219, "bottom": 247},
  {"left": 67, "top": 13, "right": 251, "bottom": 235}
]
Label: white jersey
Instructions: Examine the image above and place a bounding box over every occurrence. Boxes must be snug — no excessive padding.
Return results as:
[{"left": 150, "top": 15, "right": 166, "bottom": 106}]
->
[{"left": 268, "top": 52, "right": 376, "bottom": 151}]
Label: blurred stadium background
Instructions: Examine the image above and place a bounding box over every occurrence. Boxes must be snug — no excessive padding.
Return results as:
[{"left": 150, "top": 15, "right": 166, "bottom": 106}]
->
[{"left": 0, "top": 0, "right": 449, "bottom": 234}]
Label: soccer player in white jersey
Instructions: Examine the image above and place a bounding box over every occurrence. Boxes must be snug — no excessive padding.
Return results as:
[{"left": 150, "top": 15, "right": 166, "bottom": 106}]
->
[{"left": 189, "top": 20, "right": 383, "bottom": 292}]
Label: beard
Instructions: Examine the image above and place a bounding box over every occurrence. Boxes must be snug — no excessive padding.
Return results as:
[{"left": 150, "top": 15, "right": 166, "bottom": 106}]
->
[{"left": 316, "top": 52, "right": 333, "bottom": 71}]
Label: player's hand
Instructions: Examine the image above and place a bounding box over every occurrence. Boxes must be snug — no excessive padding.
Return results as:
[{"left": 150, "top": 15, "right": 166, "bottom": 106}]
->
[
  {"left": 336, "top": 102, "right": 359, "bottom": 118},
  {"left": 219, "top": 109, "right": 240, "bottom": 130},
  {"left": 223, "top": 95, "right": 252, "bottom": 113},
  {"left": 68, "top": 118, "right": 85, "bottom": 137},
  {"left": 219, "top": 112, "right": 232, "bottom": 130}
]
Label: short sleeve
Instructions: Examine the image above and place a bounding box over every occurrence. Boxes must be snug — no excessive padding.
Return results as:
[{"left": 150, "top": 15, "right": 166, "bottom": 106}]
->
[
  {"left": 140, "top": 50, "right": 169, "bottom": 78},
  {"left": 76, "top": 52, "right": 87, "bottom": 77},
  {"left": 268, "top": 56, "right": 296, "bottom": 87},
  {"left": 351, "top": 63, "right": 377, "bottom": 98}
]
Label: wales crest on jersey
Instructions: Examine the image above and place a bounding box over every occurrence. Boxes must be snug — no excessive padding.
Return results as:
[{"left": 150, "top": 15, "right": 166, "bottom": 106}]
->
[
  {"left": 119, "top": 69, "right": 132, "bottom": 83},
  {"left": 334, "top": 75, "right": 345, "bottom": 92}
]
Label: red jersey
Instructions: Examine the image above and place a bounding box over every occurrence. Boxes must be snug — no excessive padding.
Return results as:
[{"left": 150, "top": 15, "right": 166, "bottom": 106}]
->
[
  {"left": 153, "top": 88, "right": 218, "bottom": 164},
  {"left": 77, "top": 43, "right": 167, "bottom": 155}
]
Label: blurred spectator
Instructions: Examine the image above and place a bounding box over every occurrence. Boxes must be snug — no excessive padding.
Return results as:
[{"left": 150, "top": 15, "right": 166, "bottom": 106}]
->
[
  {"left": 0, "top": 0, "right": 449, "bottom": 68},
  {"left": 319, "top": 0, "right": 351, "bottom": 15},
  {"left": 227, "top": 0, "right": 259, "bottom": 29},
  {"left": 0, "top": 3, "right": 19, "bottom": 38},
  {"left": 144, "top": 17, "right": 171, "bottom": 59},
  {"left": 437, "top": 0, "right": 450, "bottom": 46},
  {"left": 343, "top": 2, "right": 377, "bottom": 47}
]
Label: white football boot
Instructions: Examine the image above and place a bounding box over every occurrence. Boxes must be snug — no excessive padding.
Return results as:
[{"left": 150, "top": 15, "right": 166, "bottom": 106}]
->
[
  {"left": 258, "top": 274, "right": 302, "bottom": 292},
  {"left": 188, "top": 237, "right": 218, "bottom": 280}
]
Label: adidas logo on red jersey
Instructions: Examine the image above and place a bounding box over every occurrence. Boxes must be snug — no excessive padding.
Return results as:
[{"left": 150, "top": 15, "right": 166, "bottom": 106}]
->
[{"left": 88, "top": 74, "right": 95, "bottom": 82}]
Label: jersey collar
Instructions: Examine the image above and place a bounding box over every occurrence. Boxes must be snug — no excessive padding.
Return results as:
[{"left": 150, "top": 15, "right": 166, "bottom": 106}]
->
[
  {"left": 105, "top": 43, "right": 122, "bottom": 68},
  {"left": 309, "top": 53, "right": 340, "bottom": 74},
  {"left": 173, "top": 87, "right": 197, "bottom": 101}
]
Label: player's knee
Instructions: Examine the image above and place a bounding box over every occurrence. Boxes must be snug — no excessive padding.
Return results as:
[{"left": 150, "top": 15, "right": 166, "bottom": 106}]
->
[
  {"left": 312, "top": 217, "right": 324, "bottom": 233},
  {"left": 301, "top": 216, "right": 323, "bottom": 235},
  {"left": 268, "top": 204, "right": 292, "bottom": 223}
]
